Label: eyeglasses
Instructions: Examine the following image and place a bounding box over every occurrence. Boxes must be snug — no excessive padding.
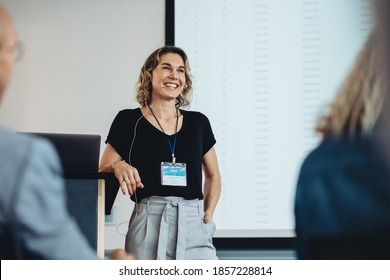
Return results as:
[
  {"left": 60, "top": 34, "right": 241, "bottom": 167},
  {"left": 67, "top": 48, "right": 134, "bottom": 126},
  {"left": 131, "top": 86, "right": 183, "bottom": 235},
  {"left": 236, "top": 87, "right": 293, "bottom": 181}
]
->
[{"left": 0, "top": 40, "right": 24, "bottom": 62}]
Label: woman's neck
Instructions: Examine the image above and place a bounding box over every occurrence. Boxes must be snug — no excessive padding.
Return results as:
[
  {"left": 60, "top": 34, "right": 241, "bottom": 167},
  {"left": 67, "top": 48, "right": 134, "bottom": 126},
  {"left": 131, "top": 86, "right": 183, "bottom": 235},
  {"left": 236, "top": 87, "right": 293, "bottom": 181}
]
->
[{"left": 147, "top": 100, "right": 178, "bottom": 120}]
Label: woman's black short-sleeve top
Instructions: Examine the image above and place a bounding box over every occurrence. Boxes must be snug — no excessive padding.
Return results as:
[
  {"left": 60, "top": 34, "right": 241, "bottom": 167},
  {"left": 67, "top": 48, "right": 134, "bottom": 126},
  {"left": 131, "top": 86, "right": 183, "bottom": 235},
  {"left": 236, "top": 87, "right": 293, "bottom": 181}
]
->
[{"left": 105, "top": 108, "right": 216, "bottom": 202}]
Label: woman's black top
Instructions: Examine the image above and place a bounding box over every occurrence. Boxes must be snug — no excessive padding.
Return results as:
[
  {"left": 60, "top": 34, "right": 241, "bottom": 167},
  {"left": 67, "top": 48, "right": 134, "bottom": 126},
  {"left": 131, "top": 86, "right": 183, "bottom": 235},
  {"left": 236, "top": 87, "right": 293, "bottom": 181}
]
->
[{"left": 105, "top": 108, "right": 216, "bottom": 202}]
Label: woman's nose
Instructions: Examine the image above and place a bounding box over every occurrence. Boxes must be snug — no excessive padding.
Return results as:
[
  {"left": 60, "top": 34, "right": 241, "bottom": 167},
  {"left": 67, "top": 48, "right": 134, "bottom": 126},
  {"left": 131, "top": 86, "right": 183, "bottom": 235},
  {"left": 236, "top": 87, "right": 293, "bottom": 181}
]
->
[{"left": 168, "top": 71, "right": 179, "bottom": 79}]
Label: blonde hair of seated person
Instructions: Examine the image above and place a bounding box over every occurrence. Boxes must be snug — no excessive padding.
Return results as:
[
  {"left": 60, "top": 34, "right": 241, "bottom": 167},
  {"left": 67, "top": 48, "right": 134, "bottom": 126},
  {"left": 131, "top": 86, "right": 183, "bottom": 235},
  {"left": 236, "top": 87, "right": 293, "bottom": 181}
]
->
[{"left": 316, "top": 28, "right": 385, "bottom": 138}]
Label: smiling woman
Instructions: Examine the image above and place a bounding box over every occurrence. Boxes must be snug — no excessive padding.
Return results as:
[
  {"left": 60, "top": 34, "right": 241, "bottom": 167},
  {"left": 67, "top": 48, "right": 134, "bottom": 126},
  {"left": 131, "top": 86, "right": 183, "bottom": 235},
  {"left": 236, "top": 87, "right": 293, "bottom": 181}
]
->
[
  {"left": 136, "top": 46, "right": 193, "bottom": 109},
  {"left": 149, "top": 53, "right": 186, "bottom": 111},
  {"left": 99, "top": 46, "right": 222, "bottom": 260}
]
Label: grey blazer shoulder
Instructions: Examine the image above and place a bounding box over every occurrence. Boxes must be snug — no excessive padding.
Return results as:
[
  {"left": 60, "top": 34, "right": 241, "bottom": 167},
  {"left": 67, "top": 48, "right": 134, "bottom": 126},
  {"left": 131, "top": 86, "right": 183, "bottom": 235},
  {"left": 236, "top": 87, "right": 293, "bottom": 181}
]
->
[{"left": 0, "top": 126, "right": 97, "bottom": 259}]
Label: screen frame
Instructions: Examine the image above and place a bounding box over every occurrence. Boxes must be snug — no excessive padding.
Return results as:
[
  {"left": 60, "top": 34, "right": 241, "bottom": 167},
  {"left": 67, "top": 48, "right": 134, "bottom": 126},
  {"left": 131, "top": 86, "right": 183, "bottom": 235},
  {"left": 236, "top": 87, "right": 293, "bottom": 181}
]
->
[{"left": 165, "top": 0, "right": 295, "bottom": 250}]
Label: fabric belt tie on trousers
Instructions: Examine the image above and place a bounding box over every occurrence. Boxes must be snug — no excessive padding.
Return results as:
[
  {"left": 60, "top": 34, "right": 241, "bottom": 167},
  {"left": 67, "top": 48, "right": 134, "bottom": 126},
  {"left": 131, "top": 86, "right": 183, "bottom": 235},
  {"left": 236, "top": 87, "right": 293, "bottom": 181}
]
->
[
  {"left": 140, "top": 197, "right": 200, "bottom": 260},
  {"left": 157, "top": 201, "right": 186, "bottom": 260}
]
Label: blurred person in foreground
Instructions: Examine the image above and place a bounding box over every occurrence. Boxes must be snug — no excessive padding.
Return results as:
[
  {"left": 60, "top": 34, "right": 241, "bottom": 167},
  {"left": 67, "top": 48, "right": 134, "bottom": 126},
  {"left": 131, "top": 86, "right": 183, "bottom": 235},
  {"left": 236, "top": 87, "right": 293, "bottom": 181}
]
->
[
  {"left": 373, "top": 0, "right": 390, "bottom": 160},
  {"left": 294, "top": 28, "right": 390, "bottom": 259},
  {"left": 0, "top": 4, "right": 131, "bottom": 260}
]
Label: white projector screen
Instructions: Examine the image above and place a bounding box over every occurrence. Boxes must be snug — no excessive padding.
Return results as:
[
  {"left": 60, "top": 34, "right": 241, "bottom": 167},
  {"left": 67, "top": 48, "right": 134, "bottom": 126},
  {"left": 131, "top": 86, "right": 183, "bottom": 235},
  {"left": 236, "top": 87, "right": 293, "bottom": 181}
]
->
[{"left": 172, "top": 0, "right": 373, "bottom": 238}]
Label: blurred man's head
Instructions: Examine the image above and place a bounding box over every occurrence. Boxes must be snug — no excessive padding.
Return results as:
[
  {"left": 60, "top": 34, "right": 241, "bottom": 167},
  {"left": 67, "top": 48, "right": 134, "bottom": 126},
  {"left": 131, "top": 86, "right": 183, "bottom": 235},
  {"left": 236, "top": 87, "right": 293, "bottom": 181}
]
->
[{"left": 0, "top": 5, "right": 17, "bottom": 104}]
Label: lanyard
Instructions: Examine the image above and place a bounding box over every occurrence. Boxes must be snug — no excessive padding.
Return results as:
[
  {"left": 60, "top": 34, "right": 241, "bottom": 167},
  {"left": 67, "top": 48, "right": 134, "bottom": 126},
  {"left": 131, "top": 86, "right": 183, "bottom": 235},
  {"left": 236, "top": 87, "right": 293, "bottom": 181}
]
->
[{"left": 147, "top": 104, "right": 179, "bottom": 164}]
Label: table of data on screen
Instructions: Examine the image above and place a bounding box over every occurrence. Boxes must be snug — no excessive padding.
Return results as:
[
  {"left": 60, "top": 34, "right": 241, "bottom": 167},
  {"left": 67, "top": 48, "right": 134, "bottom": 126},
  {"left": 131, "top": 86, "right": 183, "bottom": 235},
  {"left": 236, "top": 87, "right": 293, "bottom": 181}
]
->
[{"left": 175, "top": 0, "right": 373, "bottom": 237}]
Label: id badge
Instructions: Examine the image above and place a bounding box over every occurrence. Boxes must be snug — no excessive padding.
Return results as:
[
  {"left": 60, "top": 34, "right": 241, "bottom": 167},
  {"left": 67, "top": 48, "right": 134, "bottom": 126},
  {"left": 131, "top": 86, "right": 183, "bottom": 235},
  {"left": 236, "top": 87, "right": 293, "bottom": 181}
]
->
[{"left": 161, "top": 162, "right": 187, "bottom": 186}]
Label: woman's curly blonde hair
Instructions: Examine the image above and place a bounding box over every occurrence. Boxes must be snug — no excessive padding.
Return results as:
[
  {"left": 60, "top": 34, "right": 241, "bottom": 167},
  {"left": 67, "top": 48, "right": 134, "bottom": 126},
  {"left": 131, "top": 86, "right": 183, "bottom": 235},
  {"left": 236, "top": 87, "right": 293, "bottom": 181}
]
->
[
  {"left": 135, "top": 46, "right": 193, "bottom": 108},
  {"left": 316, "top": 28, "right": 385, "bottom": 138}
]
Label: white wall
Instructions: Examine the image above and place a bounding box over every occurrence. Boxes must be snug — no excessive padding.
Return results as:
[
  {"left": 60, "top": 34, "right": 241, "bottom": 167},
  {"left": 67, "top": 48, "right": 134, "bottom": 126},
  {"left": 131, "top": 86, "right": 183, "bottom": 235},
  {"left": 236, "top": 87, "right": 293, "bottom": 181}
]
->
[{"left": 0, "top": 0, "right": 165, "bottom": 249}]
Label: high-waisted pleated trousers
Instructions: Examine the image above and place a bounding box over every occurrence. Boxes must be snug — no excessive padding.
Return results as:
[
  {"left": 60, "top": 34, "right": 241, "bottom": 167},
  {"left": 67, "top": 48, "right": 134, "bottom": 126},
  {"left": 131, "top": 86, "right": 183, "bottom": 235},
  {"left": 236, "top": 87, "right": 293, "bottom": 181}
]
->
[{"left": 125, "top": 196, "right": 218, "bottom": 260}]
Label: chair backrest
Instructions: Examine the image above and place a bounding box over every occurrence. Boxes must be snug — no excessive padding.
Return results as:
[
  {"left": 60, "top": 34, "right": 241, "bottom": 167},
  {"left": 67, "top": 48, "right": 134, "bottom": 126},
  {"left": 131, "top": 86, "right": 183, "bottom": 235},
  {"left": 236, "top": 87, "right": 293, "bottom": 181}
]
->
[{"left": 306, "top": 233, "right": 390, "bottom": 259}]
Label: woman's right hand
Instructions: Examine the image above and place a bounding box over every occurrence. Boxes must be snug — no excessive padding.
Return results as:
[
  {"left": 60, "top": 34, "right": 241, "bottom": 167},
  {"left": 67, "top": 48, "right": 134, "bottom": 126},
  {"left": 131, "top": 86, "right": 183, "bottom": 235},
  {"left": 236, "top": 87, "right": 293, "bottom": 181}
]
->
[
  {"left": 112, "top": 160, "right": 144, "bottom": 195},
  {"left": 99, "top": 143, "right": 144, "bottom": 196}
]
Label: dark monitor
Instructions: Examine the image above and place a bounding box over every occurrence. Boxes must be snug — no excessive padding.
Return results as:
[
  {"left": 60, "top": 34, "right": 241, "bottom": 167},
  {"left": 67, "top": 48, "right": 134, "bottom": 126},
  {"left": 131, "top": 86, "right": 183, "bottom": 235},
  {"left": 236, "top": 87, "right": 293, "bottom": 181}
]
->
[
  {"left": 20, "top": 132, "right": 101, "bottom": 172},
  {"left": 18, "top": 132, "right": 118, "bottom": 216},
  {"left": 18, "top": 132, "right": 103, "bottom": 250}
]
